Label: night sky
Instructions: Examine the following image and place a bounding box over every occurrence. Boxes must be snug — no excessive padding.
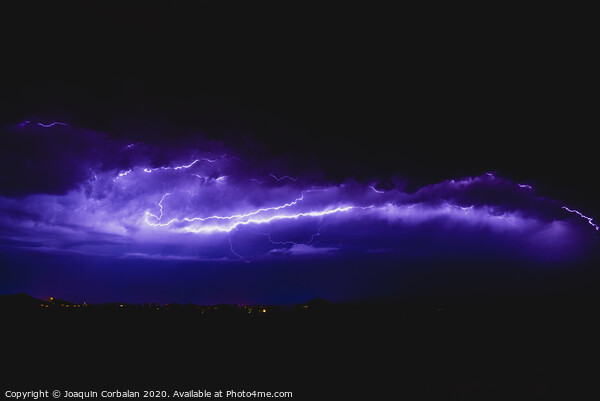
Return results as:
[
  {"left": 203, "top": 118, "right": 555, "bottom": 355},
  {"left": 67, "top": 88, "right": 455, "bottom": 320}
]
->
[{"left": 1, "top": 5, "right": 597, "bottom": 305}]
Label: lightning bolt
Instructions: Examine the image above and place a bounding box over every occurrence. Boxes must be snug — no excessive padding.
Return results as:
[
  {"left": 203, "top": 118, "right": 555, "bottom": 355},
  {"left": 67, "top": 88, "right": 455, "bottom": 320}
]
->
[
  {"left": 562, "top": 206, "right": 599, "bottom": 231},
  {"left": 180, "top": 205, "right": 357, "bottom": 234},
  {"left": 37, "top": 122, "right": 68, "bottom": 128},
  {"left": 228, "top": 237, "right": 249, "bottom": 262},
  {"left": 142, "top": 158, "right": 220, "bottom": 174},
  {"left": 143, "top": 184, "right": 375, "bottom": 234},
  {"left": 369, "top": 185, "right": 384, "bottom": 194},
  {"left": 113, "top": 169, "right": 132, "bottom": 181},
  {"left": 146, "top": 192, "right": 175, "bottom": 223},
  {"left": 173, "top": 159, "right": 204, "bottom": 170},
  {"left": 145, "top": 191, "right": 309, "bottom": 227},
  {"left": 262, "top": 223, "right": 328, "bottom": 247},
  {"left": 443, "top": 202, "right": 474, "bottom": 212},
  {"left": 144, "top": 188, "right": 364, "bottom": 234},
  {"left": 269, "top": 173, "right": 298, "bottom": 182},
  {"left": 17, "top": 121, "right": 68, "bottom": 128}
]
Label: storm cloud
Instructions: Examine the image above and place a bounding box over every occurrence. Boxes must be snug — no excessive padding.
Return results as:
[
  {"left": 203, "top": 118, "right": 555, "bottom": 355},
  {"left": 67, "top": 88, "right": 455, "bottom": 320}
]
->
[{"left": 0, "top": 122, "right": 596, "bottom": 266}]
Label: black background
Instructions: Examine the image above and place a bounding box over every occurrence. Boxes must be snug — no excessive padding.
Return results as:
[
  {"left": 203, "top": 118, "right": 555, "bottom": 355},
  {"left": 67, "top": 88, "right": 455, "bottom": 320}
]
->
[{"left": 1, "top": 4, "right": 596, "bottom": 213}]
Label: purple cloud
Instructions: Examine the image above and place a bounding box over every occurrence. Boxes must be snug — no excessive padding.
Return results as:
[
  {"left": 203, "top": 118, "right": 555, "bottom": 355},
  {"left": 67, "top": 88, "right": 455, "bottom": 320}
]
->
[{"left": 0, "top": 123, "right": 597, "bottom": 265}]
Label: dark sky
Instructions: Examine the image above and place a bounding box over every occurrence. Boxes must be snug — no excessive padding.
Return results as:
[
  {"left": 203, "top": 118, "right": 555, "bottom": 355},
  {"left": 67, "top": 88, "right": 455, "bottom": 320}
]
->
[
  {"left": 0, "top": 5, "right": 597, "bottom": 304},
  {"left": 2, "top": 5, "right": 595, "bottom": 189}
]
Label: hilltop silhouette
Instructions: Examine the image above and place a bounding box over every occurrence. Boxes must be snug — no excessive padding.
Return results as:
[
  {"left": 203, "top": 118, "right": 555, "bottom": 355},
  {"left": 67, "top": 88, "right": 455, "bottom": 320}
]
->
[{"left": 2, "top": 291, "right": 599, "bottom": 398}]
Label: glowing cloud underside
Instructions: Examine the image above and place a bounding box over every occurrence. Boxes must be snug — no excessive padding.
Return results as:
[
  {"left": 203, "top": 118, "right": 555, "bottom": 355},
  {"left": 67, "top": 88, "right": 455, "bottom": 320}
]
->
[{"left": 0, "top": 123, "right": 597, "bottom": 263}]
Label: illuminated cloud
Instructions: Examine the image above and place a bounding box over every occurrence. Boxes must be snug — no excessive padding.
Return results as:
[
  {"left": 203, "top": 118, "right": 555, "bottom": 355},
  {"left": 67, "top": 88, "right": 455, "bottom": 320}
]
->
[
  {"left": 269, "top": 244, "right": 340, "bottom": 257},
  {"left": 0, "top": 122, "right": 597, "bottom": 264}
]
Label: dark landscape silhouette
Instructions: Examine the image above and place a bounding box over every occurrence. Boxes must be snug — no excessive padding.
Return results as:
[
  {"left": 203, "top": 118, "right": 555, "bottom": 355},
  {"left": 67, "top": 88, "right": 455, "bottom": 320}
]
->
[{"left": 2, "top": 289, "right": 598, "bottom": 399}]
